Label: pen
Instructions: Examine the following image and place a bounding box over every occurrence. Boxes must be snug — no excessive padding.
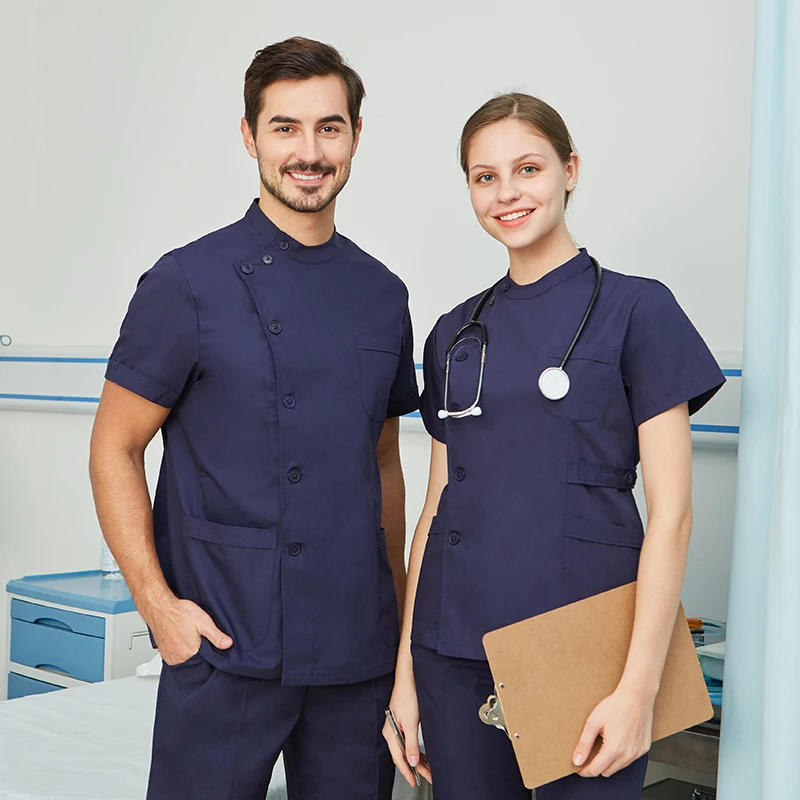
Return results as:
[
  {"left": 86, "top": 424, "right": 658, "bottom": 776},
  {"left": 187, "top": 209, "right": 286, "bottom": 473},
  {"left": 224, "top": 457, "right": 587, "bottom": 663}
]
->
[{"left": 385, "top": 707, "right": 420, "bottom": 787}]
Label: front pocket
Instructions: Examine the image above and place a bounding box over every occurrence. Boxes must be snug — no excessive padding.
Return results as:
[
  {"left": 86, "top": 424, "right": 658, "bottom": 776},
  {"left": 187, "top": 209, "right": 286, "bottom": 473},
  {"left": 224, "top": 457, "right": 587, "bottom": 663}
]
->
[
  {"left": 183, "top": 517, "right": 279, "bottom": 653},
  {"left": 355, "top": 334, "right": 401, "bottom": 422},
  {"left": 561, "top": 517, "right": 643, "bottom": 606},
  {"left": 540, "top": 343, "right": 618, "bottom": 422},
  {"left": 376, "top": 528, "right": 400, "bottom": 648}
]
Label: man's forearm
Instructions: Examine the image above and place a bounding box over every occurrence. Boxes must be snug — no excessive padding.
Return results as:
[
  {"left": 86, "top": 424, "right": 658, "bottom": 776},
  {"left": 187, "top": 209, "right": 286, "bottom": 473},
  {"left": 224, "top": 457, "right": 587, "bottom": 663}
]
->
[
  {"left": 89, "top": 445, "right": 174, "bottom": 622},
  {"left": 380, "top": 457, "right": 408, "bottom": 618}
]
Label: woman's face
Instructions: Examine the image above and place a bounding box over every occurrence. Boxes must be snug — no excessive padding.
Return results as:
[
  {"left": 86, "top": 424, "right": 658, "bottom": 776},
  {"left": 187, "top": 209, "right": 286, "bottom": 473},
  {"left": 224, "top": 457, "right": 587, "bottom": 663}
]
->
[{"left": 466, "top": 118, "right": 577, "bottom": 252}]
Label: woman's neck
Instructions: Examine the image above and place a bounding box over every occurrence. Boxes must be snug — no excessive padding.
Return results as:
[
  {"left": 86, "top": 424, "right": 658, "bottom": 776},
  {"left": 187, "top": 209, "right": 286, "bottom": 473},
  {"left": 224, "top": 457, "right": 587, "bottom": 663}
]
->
[{"left": 507, "top": 226, "right": 580, "bottom": 286}]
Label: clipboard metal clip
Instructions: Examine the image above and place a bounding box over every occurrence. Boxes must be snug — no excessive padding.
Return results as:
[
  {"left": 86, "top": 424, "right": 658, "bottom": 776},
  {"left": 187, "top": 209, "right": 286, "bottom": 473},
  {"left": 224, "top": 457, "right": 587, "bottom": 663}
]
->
[{"left": 479, "top": 691, "right": 510, "bottom": 738}]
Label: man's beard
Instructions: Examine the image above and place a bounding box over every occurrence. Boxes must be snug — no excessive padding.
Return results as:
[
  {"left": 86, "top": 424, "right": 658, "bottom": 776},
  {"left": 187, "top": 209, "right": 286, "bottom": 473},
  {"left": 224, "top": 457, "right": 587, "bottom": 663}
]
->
[{"left": 258, "top": 158, "right": 351, "bottom": 213}]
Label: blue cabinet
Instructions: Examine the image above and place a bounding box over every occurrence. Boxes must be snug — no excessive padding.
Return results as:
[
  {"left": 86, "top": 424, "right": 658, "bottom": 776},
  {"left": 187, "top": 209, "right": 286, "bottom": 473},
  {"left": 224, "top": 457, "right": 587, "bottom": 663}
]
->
[{"left": 5, "top": 570, "right": 157, "bottom": 700}]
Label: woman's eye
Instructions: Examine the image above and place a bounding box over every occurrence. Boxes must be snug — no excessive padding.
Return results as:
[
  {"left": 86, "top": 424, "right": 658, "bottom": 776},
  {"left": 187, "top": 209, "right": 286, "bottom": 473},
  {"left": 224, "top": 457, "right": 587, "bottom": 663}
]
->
[
  {"left": 521, "top": 165, "right": 538, "bottom": 175},
  {"left": 477, "top": 174, "right": 494, "bottom": 184}
]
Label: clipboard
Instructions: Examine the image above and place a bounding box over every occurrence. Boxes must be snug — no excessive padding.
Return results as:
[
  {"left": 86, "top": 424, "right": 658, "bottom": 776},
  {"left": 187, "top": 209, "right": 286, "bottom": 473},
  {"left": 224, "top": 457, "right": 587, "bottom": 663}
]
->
[{"left": 481, "top": 582, "right": 713, "bottom": 789}]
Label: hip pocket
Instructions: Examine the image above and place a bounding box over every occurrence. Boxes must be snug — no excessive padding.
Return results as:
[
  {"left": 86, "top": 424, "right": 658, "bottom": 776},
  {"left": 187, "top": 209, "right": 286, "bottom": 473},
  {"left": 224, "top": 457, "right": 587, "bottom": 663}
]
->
[
  {"left": 355, "top": 334, "right": 401, "bottom": 422},
  {"left": 377, "top": 528, "right": 400, "bottom": 648},
  {"left": 561, "top": 517, "right": 643, "bottom": 606},
  {"left": 183, "top": 517, "right": 279, "bottom": 653},
  {"left": 540, "top": 343, "right": 618, "bottom": 422}
]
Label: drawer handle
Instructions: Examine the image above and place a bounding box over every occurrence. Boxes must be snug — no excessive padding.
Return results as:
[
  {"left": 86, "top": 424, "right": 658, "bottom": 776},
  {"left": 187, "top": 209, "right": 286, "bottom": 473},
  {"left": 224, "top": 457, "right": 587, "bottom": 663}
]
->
[
  {"left": 34, "top": 664, "right": 72, "bottom": 677},
  {"left": 32, "top": 617, "right": 74, "bottom": 632}
]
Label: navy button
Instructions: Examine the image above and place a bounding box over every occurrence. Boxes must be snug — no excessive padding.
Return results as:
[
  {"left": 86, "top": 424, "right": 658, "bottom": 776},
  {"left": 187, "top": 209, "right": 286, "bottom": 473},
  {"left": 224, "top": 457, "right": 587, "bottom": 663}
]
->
[
  {"left": 240, "top": 263, "right": 254, "bottom": 275},
  {"left": 288, "top": 543, "right": 302, "bottom": 557},
  {"left": 278, "top": 241, "right": 289, "bottom": 251},
  {"left": 448, "top": 532, "right": 461, "bottom": 546},
  {"left": 269, "top": 321, "right": 282, "bottom": 335},
  {"left": 454, "top": 467, "right": 466, "bottom": 481},
  {"left": 287, "top": 468, "right": 301, "bottom": 483},
  {"left": 501, "top": 282, "right": 510, "bottom": 292},
  {"left": 283, "top": 395, "right": 296, "bottom": 409},
  {"left": 262, "top": 255, "right": 273, "bottom": 265},
  {"left": 455, "top": 352, "right": 468, "bottom": 362},
  {"left": 624, "top": 470, "right": 635, "bottom": 486}
]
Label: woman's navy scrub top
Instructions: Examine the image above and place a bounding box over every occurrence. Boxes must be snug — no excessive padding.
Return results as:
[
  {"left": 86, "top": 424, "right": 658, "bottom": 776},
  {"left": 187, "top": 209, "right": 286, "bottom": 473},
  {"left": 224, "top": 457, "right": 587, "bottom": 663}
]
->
[
  {"left": 413, "top": 249, "right": 725, "bottom": 660},
  {"left": 106, "top": 201, "right": 420, "bottom": 685}
]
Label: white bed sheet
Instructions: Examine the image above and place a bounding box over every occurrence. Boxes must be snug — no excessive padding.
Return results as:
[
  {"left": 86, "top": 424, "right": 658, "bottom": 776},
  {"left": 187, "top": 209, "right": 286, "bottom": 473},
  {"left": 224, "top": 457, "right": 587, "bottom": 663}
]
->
[{"left": 0, "top": 676, "right": 427, "bottom": 800}]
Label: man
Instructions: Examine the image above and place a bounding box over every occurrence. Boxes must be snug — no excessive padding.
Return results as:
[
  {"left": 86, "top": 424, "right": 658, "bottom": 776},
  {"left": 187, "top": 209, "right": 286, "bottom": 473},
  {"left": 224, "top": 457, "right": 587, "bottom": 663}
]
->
[{"left": 89, "top": 37, "right": 418, "bottom": 799}]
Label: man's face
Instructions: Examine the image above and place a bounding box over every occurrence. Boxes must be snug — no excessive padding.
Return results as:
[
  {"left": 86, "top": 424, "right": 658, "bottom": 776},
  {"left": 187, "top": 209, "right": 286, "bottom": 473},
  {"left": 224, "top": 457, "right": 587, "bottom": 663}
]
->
[{"left": 242, "top": 75, "right": 361, "bottom": 214}]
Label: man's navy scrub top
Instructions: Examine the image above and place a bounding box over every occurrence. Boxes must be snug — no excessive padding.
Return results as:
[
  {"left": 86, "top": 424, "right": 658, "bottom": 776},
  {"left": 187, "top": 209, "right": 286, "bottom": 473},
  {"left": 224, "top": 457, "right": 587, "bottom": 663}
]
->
[
  {"left": 106, "top": 201, "right": 420, "bottom": 685},
  {"left": 413, "top": 249, "right": 725, "bottom": 661}
]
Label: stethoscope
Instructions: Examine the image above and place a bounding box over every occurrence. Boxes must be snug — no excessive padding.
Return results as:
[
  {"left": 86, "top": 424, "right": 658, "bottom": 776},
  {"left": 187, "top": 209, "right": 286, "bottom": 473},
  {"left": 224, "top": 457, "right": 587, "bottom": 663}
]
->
[{"left": 438, "top": 257, "right": 603, "bottom": 420}]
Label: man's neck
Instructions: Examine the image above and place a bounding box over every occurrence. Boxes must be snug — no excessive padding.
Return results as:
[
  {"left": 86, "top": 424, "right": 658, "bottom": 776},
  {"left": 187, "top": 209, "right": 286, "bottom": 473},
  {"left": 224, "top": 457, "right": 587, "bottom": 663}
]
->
[{"left": 257, "top": 189, "right": 336, "bottom": 247}]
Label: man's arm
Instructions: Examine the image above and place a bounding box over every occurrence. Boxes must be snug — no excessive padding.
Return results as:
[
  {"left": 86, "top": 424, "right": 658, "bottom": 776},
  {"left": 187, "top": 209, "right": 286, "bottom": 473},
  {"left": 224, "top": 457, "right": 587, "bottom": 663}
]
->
[
  {"left": 377, "top": 416, "right": 408, "bottom": 621},
  {"left": 89, "top": 379, "right": 232, "bottom": 664}
]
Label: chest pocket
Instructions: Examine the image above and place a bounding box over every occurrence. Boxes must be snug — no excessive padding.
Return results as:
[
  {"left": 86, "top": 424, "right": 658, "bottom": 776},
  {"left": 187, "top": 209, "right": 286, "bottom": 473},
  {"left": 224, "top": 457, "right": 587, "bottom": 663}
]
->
[
  {"left": 355, "top": 334, "right": 401, "bottom": 421},
  {"left": 539, "top": 343, "right": 618, "bottom": 422}
]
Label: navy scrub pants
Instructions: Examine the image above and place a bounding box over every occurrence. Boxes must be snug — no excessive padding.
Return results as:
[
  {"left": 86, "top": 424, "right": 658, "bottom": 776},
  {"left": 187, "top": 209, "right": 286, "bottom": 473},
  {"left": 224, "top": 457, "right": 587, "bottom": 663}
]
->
[
  {"left": 412, "top": 643, "right": 648, "bottom": 800},
  {"left": 146, "top": 654, "right": 395, "bottom": 800}
]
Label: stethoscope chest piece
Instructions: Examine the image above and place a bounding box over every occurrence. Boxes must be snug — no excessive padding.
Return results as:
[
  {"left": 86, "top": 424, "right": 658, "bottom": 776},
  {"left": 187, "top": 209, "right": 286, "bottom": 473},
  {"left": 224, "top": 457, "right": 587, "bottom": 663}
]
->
[{"left": 538, "top": 366, "right": 570, "bottom": 401}]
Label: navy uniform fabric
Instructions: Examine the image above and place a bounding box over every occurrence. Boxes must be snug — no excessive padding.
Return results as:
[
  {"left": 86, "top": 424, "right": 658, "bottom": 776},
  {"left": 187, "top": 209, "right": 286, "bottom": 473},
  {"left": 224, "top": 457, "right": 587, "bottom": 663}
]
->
[
  {"left": 107, "top": 201, "right": 419, "bottom": 685},
  {"left": 147, "top": 655, "right": 395, "bottom": 800},
  {"left": 413, "top": 248, "right": 725, "bottom": 659},
  {"left": 412, "top": 643, "right": 648, "bottom": 800}
]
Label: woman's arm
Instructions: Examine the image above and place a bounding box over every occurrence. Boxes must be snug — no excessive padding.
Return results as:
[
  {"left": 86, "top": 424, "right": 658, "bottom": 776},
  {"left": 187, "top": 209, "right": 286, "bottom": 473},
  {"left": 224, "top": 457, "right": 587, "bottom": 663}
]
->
[
  {"left": 383, "top": 437, "right": 449, "bottom": 787},
  {"left": 573, "top": 401, "right": 693, "bottom": 777}
]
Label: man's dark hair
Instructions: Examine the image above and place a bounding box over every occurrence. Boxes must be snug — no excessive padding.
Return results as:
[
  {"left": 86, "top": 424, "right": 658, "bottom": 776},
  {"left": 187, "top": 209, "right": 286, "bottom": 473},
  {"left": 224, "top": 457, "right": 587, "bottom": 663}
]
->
[{"left": 244, "top": 37, "right": 365, "bottom": 135}]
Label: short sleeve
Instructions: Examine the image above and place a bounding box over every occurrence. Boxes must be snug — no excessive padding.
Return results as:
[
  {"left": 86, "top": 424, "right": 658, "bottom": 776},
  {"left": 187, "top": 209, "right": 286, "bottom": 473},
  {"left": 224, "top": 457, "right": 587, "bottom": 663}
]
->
[
  {"left": 105, "top": 255, "right": 199, "bottom": 408},
  {"left": 419, "top": 319, "right": 447, "bottom": 443},
  {"left": 386, "top": 305, "right": 420, "bottom": 419},
  {"left": 621, "top": 280, "right": 725, "bottom": 427}
]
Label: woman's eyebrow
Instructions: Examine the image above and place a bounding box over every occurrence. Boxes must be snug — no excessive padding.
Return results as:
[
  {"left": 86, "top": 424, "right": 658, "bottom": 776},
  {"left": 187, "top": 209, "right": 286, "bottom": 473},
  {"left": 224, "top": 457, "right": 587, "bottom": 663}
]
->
[{"left": 469, "top": 152, "right": 549, "bottom": 173}]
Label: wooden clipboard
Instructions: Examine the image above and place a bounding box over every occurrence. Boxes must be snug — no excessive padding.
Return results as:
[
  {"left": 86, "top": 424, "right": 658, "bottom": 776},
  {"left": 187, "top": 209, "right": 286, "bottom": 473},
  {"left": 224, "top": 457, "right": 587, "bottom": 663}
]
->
[{"left": 481, "top": 582, "right": 713, "bottom": 789}]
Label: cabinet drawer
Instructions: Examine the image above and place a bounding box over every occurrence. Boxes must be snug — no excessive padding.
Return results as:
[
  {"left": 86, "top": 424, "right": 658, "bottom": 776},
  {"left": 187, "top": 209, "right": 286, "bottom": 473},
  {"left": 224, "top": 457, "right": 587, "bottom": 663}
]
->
[
  {"left": 8, "top": 671, "right": 65, "bottom": 699},
  {"left": 10, "top": 618, "right": 105, "bottom": 682},
  {"left": 10, "top": 598, "right": 105, "bottom": 637}
]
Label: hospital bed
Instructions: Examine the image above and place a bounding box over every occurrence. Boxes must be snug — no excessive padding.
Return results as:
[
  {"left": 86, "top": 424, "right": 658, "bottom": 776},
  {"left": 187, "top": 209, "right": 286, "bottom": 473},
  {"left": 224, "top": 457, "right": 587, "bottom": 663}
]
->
[{"left": 0, "top": 674, "right": 429, "bottom": 800}]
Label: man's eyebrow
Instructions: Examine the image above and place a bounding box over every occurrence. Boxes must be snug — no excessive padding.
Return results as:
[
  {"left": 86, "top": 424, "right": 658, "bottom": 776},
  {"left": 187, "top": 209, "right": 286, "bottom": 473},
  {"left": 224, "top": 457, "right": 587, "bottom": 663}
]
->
[
  {"left": 318, "top": 115, "right": 348, "bottom": 126},
  {"left": 267, "top": 115, "right": 349, "bottom": 126}
]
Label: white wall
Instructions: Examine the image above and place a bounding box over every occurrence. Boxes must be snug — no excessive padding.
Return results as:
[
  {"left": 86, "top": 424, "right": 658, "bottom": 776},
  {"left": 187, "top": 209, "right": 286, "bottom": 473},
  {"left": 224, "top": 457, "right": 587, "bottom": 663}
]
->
[{"left": 1, "top": 0, "right": 755, "bottom": 691}]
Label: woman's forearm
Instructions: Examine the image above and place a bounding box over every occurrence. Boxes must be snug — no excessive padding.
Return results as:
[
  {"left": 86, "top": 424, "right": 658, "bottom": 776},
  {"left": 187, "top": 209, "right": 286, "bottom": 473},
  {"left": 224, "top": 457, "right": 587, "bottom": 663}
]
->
[{"left": 619, "top": 509, "right": 692, "bottom": 699}]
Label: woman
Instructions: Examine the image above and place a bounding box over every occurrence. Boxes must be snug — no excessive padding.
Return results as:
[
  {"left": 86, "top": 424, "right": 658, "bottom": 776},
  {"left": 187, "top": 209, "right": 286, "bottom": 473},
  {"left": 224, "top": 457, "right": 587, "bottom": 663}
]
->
[{"left": 384, "top": 93, "right": 725, "bottom": 800}]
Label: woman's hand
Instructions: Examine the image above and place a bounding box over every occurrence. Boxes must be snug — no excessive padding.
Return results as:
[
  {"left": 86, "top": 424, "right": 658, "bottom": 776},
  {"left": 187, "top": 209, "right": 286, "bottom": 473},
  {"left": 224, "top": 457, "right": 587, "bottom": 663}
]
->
[
  {"left": 571, "top": 684, "right": 655, "bottom": 778},
  {"left": 382, "top": 671, "right": 433, "bottom": 787}
]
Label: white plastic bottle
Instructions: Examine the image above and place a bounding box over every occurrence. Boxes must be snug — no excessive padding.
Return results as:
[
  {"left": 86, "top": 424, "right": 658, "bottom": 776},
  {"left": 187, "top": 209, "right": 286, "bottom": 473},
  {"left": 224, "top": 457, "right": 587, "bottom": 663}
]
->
[{"left": 100, "top": 537, "right": 124, "bottom": 581}]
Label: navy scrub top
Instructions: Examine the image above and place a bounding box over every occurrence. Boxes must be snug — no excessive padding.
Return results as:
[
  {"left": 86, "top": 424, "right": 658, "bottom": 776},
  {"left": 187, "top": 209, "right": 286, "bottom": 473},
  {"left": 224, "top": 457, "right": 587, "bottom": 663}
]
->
[
  {"left": 413, "top": 248, "right": 725, "bottom": 661},
  {"left": 106, "top": 201, "right": 419, "bottom": 685}
]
